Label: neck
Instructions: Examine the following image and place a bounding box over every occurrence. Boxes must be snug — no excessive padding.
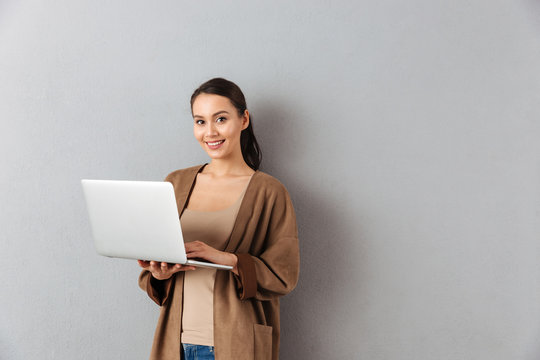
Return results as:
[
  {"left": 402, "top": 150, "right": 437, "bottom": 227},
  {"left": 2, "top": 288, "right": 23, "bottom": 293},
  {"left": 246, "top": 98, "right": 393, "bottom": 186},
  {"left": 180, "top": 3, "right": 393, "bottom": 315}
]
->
[{"left": 205, "top": 156, "right": 254, "bottom": 177}]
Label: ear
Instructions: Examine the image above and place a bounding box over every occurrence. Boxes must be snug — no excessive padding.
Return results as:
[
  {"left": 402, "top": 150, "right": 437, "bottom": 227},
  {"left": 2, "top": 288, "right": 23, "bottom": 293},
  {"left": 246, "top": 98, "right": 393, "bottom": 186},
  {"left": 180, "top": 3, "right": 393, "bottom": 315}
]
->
[{"left": 241, "top": 109, "right": 250, "bottom": 130}]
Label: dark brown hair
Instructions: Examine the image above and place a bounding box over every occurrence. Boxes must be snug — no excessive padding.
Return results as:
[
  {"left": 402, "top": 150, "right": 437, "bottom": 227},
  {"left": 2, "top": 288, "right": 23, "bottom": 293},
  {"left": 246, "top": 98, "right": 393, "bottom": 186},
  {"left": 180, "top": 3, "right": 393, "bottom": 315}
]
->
[{"left": 190, "top": 77, "right": 262, "bottom": 171}]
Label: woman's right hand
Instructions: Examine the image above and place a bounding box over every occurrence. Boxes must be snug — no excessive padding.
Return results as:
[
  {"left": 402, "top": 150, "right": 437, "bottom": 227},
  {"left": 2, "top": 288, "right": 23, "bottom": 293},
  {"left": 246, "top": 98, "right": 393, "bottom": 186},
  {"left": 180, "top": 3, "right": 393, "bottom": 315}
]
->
[{"left": 137, "top": 260, "right": 196, "bottom": 280}]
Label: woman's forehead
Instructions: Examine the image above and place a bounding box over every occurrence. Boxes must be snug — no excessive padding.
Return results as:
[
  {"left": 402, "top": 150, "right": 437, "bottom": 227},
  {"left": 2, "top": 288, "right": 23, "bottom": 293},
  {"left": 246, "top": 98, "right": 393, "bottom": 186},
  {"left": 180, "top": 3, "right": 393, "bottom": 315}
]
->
[{"left": 192, "top": 94, "right": 235, "bottom": 116}]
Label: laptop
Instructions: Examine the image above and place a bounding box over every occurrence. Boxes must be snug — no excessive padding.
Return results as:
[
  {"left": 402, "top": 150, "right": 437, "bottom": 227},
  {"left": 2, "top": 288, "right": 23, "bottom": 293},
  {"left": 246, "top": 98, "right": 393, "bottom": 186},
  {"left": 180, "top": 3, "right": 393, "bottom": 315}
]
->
[{"left": 81, "top": 179, "right": 233, "bottom": 270}]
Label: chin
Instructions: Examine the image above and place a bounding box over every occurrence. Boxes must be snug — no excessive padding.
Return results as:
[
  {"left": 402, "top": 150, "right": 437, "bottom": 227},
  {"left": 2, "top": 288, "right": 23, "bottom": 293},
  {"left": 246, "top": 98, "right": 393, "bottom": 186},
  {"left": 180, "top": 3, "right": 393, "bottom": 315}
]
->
[{"left": 203, "top": 149, "right": 227, "bottom": 159}]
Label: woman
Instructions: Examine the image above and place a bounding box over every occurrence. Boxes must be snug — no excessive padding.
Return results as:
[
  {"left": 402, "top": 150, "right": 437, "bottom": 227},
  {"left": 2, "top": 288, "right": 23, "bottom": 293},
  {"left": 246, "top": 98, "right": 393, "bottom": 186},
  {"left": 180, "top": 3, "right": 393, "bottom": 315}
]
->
[{"left": 137, "top": 77, "right": 300, "bottom": 360}]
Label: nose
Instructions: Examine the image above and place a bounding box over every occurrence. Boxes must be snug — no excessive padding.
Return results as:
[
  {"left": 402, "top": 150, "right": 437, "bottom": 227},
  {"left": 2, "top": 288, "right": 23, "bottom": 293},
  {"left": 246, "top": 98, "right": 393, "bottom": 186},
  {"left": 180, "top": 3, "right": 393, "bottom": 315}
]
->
[{"left": 205, "top": 122, "right": 218, "bottom": 137}]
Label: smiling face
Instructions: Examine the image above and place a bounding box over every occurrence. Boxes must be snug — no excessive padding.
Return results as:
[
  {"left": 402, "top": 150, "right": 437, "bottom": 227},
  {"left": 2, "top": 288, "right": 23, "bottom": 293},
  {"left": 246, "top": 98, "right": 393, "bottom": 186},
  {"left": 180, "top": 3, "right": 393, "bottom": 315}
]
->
[{"left": 192, "top": 93, "right": 249, "bottom": 162}]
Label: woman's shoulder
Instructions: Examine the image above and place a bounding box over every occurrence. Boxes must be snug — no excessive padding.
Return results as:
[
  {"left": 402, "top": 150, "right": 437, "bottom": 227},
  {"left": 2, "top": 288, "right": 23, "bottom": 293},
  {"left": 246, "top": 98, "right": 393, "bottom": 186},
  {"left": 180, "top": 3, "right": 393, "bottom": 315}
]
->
[{"left": 252, "top": 170, "right": 291, "bottom": 196}]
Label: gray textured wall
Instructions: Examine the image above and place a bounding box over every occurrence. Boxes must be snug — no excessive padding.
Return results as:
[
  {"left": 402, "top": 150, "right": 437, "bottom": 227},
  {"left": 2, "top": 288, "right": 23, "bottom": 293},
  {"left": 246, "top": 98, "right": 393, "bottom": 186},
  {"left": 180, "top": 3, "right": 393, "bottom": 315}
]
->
[{"left": 1, "top": 0, "right": 540, "bottom": 359}]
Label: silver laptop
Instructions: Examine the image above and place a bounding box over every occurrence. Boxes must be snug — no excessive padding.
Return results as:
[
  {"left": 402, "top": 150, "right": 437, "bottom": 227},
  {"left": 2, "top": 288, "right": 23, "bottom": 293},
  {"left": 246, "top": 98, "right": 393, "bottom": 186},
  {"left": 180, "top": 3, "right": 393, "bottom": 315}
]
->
[{"left": 81, "top": 179, "right": 233, "bottom": 270}]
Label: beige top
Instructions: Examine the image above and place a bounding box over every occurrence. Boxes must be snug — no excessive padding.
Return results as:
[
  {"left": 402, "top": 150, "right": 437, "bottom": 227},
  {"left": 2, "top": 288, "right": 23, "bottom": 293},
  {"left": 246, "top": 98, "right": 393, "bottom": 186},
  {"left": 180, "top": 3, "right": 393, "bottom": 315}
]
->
[{"left": 179, "top": 183, "right": 248, "bottom": 346}]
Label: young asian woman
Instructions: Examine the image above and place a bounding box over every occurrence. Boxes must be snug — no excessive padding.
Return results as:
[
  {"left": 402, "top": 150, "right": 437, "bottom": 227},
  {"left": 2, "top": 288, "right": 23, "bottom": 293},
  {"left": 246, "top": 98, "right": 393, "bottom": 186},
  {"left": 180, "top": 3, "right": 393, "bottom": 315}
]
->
[{"left": 137, "top": 78, "right": 300, "bottom": 360}]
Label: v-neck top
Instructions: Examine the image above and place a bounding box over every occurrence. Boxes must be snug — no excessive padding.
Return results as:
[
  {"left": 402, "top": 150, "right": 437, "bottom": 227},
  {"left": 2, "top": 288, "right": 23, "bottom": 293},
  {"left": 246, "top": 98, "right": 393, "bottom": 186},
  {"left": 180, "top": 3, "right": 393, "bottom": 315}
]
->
[{"left": 179, "top": 178, "right": 250, "bottom": 346}]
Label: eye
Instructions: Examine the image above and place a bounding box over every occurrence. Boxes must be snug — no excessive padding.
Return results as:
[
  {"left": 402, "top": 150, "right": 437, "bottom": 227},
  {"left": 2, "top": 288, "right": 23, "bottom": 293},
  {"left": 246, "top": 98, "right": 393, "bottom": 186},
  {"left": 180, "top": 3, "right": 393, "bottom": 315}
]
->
[
  {"left": 195, "top": 119, "right": 205, "bottom": 125},
  {"left": 216, "top": 116, "right": 226, "bottom": 123}
]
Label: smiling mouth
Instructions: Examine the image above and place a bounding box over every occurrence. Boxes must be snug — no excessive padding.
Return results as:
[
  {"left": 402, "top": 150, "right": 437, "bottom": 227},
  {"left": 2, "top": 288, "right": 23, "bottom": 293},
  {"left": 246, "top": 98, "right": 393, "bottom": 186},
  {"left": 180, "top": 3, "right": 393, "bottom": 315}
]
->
[{"left": 206, "top": 140, "right": 225, "bottom": 149}]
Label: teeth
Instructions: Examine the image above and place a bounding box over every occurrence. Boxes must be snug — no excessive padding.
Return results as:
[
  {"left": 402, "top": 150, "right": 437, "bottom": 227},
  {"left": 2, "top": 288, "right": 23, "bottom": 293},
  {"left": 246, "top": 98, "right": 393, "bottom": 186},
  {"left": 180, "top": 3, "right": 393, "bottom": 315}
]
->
[{"left": 207, "top": 140, "right": 224, "bottom": 146}]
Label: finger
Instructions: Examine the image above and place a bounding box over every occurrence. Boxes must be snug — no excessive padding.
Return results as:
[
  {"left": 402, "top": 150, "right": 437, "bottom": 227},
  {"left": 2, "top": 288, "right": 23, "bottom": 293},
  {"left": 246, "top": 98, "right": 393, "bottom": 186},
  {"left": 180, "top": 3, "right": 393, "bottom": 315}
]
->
[
  {"left": 185, "top": 241, "right": 203, "bottom": 251},
  {"left": 178, "top": 265, "right": 196, "bottom": 271},
  {"left": 186, "top": 251, "right": 202, "bottom": 259},
  {"left": 150, "top": 261, "right": 160, "bottom": 272},
  {"left": 165, "top": 264, "right": 193, "bottom": 275},
  {"left": 187, "top": 247, "right": 212, "bottom": 258}
]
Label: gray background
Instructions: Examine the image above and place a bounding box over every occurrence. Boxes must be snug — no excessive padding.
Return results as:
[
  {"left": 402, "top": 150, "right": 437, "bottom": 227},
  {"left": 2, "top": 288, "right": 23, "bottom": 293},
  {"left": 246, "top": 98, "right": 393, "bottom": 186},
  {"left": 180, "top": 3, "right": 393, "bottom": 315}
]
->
[{"left": 1, "top": 0, "right": 539, "bottom": 359}]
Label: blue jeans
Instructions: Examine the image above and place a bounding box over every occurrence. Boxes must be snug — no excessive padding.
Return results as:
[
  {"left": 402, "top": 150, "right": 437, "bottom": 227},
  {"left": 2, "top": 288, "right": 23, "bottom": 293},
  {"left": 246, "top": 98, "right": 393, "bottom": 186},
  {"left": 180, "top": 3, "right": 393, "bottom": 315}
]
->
[{"left": 181, "top": 343, "right": 215, "bottom": 360}]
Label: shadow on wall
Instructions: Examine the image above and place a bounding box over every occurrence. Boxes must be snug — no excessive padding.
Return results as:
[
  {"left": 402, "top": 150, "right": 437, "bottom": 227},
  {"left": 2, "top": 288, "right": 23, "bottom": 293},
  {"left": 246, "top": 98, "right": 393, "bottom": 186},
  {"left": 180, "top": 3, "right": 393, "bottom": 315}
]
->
[{"left": 254, "top": 100, "right": 369, "bottom": 358}]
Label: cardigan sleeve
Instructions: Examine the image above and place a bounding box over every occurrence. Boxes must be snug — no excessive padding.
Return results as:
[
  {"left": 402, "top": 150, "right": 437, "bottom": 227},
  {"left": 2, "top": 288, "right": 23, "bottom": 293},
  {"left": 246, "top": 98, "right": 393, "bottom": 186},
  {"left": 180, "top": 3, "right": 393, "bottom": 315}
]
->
[
  {"left": 138, "top": 270, "right": 175, "bottom": 306},
  {"left": 234, "top": 182, "right": 300, "bottom": 301}
]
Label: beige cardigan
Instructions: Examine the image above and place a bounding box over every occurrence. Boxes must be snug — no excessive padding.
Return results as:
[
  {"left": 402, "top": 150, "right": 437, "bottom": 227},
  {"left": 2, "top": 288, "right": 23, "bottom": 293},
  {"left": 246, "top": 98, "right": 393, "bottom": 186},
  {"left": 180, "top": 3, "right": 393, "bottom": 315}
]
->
[{"left": 138, "top": 164, "right": 300, "bottom": 360}]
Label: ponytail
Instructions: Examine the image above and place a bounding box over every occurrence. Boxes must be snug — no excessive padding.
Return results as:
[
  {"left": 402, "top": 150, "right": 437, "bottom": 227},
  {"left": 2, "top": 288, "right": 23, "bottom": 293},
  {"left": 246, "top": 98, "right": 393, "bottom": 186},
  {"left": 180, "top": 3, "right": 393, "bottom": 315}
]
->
[{"left": 240, "top": 114, "right": 261, "bottom": 171}]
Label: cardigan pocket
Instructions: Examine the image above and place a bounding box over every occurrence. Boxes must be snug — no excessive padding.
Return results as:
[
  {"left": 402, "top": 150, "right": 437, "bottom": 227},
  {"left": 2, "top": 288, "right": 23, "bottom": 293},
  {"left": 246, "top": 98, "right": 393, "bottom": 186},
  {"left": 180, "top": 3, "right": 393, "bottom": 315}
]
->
[{"left": 253, "top": 323, "right": 272, "bottom": 360}]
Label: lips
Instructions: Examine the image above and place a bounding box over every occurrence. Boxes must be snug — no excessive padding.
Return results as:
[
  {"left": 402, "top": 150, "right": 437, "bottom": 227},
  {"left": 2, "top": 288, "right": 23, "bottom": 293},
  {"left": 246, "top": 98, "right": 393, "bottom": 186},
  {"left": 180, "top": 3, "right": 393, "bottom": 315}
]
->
[{"left": 206, "top": 140, "right": 225, "bottom": 150}]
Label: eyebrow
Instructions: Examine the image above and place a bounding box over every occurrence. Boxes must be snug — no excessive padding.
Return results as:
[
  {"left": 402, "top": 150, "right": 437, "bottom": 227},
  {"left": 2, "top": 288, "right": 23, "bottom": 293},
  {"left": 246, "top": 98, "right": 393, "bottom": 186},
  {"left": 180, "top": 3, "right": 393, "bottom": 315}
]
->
[{"left": 193, "top": 110, "right": 229, "bottom": 119}]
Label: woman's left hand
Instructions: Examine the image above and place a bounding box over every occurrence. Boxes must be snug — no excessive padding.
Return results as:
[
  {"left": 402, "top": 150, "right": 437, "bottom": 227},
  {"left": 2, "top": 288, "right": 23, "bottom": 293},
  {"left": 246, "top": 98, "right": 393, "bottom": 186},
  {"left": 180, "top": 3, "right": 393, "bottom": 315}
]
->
[{"left": 185, "top": 241, "right": 239, "bottom": 275}]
